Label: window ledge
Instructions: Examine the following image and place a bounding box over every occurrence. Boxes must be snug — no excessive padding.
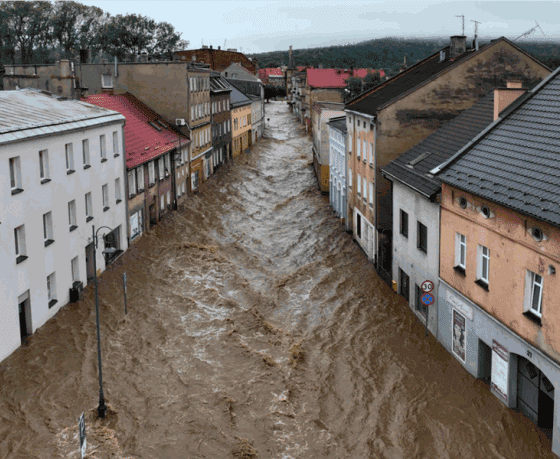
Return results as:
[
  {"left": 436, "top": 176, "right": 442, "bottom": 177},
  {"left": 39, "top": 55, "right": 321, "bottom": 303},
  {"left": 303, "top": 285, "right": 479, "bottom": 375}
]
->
[
  {"left": 48, "top": 299, "right": 58, "bottom": 309},
  {"left": 84, "top": 164, "right": 91, "bottom": 170},
  {"left": 44, "top": 239, "right": 55, "bottom": 247},
  {"left": 475, "top": 279, "right": 489, "bottom": 291},
  {"left": 101, "top": 158, "right": 108, "bottom": 163},
  {"left": 86, "top": 216, "right": 93, "bottom": 222},
  {"left": 16, "top": 255, "right": 28, "bottom": 264},
  {"left": 369, "top": 163, "right": 374, "bottom": 168},
  {"left": 103, "top": 206, "right": 110, "bottom": 212},
  {"left": 41, "top": 178, "right": 51, "bottom": 185},
  {"left": 129, "top": 193, "right": 137, "bottom": 199},
  {"left": 418, "top": 247, "right": 427, "bottom": 255},
  {"left": 114, "top": 154, "right": 120, "bottom": 158},
  {"left": 522, "top": 311, "right": 542, "bottom": 326},
  {"left": 454, "top": 265, "right": 466, "bottom": 276},
  {"left": 67, "top": 170, "right": 75, "bottom": 175},
  {"left": 70, "top": 225, "right": 78, "bottom": 232},
  {"left": 116, "top": 199, "right": 122, "bottom": 204},
  {"left": 11, "top": 188, "right": 24, "bottom": 195}
]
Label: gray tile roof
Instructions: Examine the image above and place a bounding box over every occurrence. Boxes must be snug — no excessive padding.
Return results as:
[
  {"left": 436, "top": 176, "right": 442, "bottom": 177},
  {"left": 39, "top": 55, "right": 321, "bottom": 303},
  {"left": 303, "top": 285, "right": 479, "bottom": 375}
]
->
[
  {"left": 382, "top": 93, "right": 495, "bottom": 198},
  {"left": 438, "top": 67, "right": 560, "bottom": 228},
  {"left": 226, "top": 83, "right": 252, "bottom": 107},
  {"left": 226, "top": 78, "right": 262, "bottom": 98},
  {"left": 210, "top": 73, "right": 232, "bottom": 93},
  {"left": 0, "top": 88, "right": 124, "bottom": 146},
  {"left": 328, "top": 116, "right": 347, "bottom": 134}
]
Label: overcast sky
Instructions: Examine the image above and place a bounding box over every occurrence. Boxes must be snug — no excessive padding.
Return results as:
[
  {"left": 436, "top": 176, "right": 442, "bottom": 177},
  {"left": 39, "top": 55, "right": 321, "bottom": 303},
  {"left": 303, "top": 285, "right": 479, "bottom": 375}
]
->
[{"left": 81, "top": 1, "right": 559, "bottom": 54}]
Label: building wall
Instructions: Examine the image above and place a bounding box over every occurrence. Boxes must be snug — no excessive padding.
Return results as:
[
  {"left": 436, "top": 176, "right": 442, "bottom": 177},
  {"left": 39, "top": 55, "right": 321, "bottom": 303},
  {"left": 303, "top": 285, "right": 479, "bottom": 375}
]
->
[
  {"left": 211, "top": 91, "right": 233, "bottom": 167},
  {"left": 231, "top": 104, "right": 251, "bottom": 157},
  {"left": 392, "top": 180, "right": 440, "bottom": 335},
  {"left": 328, "top": 125, "right": 347, "bottom": 222},
  {"left": 0, "top": 121, "right": 127, "bottom": 363},
  {"left": 440, "top": 183, "right": 560, "bottom": 361}
]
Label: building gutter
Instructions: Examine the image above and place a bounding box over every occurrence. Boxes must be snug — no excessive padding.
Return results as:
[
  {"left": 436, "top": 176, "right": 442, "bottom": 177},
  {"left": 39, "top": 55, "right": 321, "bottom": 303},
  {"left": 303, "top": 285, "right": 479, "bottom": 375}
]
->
[
  {"left": 344, "top": 109, "right": 376, "bottom": 121},
  {"left": 191, "top": 146, "right": 213, "bottom": 161}
]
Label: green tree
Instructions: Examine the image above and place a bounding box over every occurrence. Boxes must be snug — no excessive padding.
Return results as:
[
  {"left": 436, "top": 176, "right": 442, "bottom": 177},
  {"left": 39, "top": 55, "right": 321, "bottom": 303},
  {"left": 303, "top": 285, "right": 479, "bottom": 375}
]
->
[
  {"left": 344, "top": 76, "right": 363, "bottom": 101},
  {"left": 363, "top": 70, "right": 381, "bottom": 91}
]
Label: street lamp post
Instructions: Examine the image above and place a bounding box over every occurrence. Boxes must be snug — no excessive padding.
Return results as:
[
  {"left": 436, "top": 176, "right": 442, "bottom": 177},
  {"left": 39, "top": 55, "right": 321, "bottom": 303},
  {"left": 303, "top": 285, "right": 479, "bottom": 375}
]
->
[{"left": 92, "top": 225, "right": 117, "bottom": 418}]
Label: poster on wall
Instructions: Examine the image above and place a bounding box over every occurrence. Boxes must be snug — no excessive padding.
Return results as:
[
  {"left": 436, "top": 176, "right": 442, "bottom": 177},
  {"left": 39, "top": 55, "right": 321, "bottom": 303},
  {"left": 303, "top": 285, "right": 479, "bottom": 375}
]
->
[
  {"left": 130, "top": 211, "right": 142, "bottom": 240},
  {"left": 452, "top": 309, "right": 466, "bottom": 362},
  {"left": 491, "top": 340, "right": 509, "bottom": 403}
]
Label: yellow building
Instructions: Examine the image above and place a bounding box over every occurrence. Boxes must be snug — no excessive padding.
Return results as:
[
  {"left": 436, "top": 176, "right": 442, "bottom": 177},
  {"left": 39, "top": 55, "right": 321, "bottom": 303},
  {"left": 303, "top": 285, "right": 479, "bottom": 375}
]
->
[{"left": 229, "top": 86, "right": 252, "bottom": 157}]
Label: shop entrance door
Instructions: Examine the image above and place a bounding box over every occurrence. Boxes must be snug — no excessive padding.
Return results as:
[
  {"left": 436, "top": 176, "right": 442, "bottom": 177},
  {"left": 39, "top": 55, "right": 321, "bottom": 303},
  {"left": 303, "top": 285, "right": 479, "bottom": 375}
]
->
[
  {"left": 517, "top": 356, "right": 554, "bottom": 431},
  {"left": 18, "top": 294, "right": 31, "bottom": 343}
]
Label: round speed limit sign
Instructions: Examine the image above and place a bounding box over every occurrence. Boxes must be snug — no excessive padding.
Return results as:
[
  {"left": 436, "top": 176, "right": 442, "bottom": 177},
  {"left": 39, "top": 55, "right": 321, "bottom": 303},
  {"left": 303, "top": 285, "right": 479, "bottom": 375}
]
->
[{"left": 421, "top": 280, "right": 434, "bottom": 293}]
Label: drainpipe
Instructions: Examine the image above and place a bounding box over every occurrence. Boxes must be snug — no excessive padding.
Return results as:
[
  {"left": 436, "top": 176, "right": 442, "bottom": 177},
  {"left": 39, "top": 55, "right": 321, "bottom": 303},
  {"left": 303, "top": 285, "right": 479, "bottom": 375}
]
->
[
  {"left": 121, "top": 122, "right": 130, "bottom": 247},
  {"left": 374, "top": 119, "right": 379, "bottom": 271}
]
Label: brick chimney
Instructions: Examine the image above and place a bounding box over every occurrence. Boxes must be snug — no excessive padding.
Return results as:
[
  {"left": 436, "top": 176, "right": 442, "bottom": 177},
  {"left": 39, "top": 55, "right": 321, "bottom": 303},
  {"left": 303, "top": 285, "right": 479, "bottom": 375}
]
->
[
  {"left": 60, "top": 59, "right": 70, "bottom": 78},
  {"left": 494, "top": 80, "right": 526, "bottom": 120},
  {"left": 449, "top": 35, "right": 467, "bottom": 58}
]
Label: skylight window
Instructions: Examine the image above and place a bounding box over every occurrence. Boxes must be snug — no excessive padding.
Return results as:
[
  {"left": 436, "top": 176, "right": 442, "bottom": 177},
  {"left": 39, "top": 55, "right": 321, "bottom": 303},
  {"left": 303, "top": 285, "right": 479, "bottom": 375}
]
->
[
  {"left": 157, "top": 120, "right": 168, "bottom": 128},
  {"left": 407, "top": 151, "right": 433, "bottom": 168},
  {"left": 149, "top": 121, "right": 162, "bottom": 131}
]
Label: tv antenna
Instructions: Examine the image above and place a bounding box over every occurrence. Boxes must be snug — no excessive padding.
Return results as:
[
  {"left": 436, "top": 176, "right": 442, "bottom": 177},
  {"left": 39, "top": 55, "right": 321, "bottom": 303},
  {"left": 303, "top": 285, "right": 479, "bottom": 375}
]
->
[
  {"left": 515, "top": 21, "right": 546, "bottom": 41},
  {"left": 455, "top": 14, "right": 465, "bottom": 35},
  {"left": 471, "top": 19, "right": 481, "bottom": 37}
]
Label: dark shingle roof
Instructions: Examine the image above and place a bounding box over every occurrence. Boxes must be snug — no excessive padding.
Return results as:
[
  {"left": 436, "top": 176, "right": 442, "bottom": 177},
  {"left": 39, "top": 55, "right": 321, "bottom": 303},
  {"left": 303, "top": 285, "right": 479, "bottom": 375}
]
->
[
  {"left": 328, "top": 116, "right": 347, "bottom": 134},
  {"left": 438, "top": 68, "right": 560, "bottom": 228},
  {"left": 227, "top": 83, "right": 251, "bottom": 107},
  {"left": 382, "top": 93, "right": 495, "bottom": 198},
  {"left": 226, "top": 78, "right": 262, "bottom": 98}
]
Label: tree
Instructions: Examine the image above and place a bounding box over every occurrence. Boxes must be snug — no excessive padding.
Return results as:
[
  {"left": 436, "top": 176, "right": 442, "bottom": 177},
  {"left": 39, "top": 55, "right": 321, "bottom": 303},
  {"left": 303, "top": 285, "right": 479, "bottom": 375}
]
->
[
  {"left": 344, "top": 77, "right": 363, "bottom": 101},
  {"left": 363, "top": 71, "right": 381, "bottom": 91}
]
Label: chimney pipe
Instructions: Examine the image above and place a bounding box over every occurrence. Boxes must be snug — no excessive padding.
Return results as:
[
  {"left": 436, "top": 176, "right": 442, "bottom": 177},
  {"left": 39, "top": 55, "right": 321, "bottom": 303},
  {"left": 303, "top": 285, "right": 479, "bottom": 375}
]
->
[
  {"left": 450, "top": 35, "right": 467, "bottom": 58},
  {"left": 494, "top": 84, "right": 526, "bottom": 120}
]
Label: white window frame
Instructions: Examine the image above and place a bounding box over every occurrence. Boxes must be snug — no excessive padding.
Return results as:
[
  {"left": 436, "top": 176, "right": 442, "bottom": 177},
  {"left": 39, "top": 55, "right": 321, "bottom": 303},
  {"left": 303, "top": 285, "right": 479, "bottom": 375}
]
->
[
  {"left": 115, "top": 178, "right": 121, "bottom": 202},
  {"left": 160, "top": 193, "right": 164, "bottom": 211},
  {"left": 525, "top": 270, "right": 543, "bottom": 317},
  {"left": 100, "top": 134, "right": 107, "bottom": 161},
  {"left": 369, "top": 143, "right": 373, "bottom": 165},
  {"left": 158, "top": 156, "right": 165, "bottom": 180},
  {"left": 362, "top": 140, "right": 366, "bottom": 162},
  {"left": 455, "top": 233, "right": 466, "bottom": 269},
  {"left": 47, "top": 272, "right": 57, "bottom": 304},
  {"left": 65, "top": 143, "right": 74, "bottom": 172},
  {"left": 85, "top": 192, "right": 93, "bottom": 220},
  {"left": 14, "top": 224, "right": 26, "bottom": 259},
  {"left": 112, "top": 131, "right": 119, "bottom": 156},
  {"left": 71, "top": 256, "right": 80, "bottom": 284},
  {"left": 368, "top": 182, "right": 373, "bottom": 205},
  {"left": 9, "top": 156, "right": 22, "bottom": 191},
  {"left": 357, "top": 173, "right": 361, "bottom": 195},
  {"left": 102, "top": 184, "right": 109, "bottom": 209},
  {"left": 136, "top": 166, "right": 145, "bottom": 192},
  {"left": 82, "top": 139, "right": 90, "bottom": 168},
  {"left": 477, "top": 244, "right": 490, "bottom": 284},
  {"left": 357, "top": 136, "right": 361, "bottom": 158},
  {"left": 348, "top": 168, "right": 352, "bottom": 188},
  {"left": 148, "top": 161, "right": 155, "bottom": 185},
  {"left": 363, "top": 177, "right": 367, "bottom": 200},
  {"left": 128, "top": 170, "right": 137, "bottom": 197},
  {"left": 68, "top": 200, "right": 77, "bottom": 229},
  {"left": 43, "top": 211, "right": 54, "bottom": 243},
  {"left": 164, "top": 154, "right": 170, "bottom": 176},
  {"left": 39, "top": 150, "right": 50, "bottom": 181}
]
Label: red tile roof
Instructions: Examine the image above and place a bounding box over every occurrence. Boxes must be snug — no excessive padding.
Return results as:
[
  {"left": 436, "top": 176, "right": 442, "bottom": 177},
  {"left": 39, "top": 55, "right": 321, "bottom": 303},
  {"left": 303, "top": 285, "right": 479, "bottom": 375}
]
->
[
  {"left": 83, "top": 93, "right": 189, "bottom": 169},
  {"left": 306, "top": 68, "right": 385, "bottom": 88},
  {"left": 258, "top": 68, "right": 283, "bottom": 78}
]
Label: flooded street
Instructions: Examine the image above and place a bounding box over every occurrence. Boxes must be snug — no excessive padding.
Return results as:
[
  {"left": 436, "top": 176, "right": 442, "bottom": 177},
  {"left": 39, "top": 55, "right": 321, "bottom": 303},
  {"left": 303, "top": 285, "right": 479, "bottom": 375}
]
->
[{"left": 0, "top": 101, "right": 555, "bottom": 459}]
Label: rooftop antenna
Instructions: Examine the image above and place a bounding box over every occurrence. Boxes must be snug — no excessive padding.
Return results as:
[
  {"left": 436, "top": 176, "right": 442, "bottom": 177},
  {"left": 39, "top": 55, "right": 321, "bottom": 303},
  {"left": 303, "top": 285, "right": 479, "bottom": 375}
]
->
[
  {"left": 455, "top": 14, "right": 465, "bottom": 35},
  {"left": 515, "top": 21, "right": 547, "bottom": 41},
  {"left": 471, "top": 19, "right": 481, "bottom": 37}
]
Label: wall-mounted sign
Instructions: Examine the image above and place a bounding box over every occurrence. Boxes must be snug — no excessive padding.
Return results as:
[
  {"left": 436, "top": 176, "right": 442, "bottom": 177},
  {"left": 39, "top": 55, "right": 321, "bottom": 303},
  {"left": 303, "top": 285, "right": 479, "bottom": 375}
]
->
[
  {"left": 452, "top": 309, "right": 466, "bottom": 362},
  {"left": 446, "top": 290, "right": 473, "bottom": 321},
  {"left": 421, "top": 280, "right": 434, "bottom": 293},
  {"left": 491, "top": 340, "right": 509, "bottom": 403}
]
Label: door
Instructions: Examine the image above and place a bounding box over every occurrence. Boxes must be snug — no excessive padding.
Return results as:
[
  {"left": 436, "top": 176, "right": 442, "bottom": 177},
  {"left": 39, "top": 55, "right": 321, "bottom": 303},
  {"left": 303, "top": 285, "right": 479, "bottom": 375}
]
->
[
  {"left": 18, "top": 298, "right": 30, "bottom": 342},
  {"left": 356, "top": 212, "right": 362, "bottom": 239},
  {"left": 85, "top": 243, "right": 95, "bottom": 283},
  {"left": 399, "top": 268, "right": 410, "bottom": 302},
  {"left": 517, "top": 356, "right": 555, "bottom": 430}
]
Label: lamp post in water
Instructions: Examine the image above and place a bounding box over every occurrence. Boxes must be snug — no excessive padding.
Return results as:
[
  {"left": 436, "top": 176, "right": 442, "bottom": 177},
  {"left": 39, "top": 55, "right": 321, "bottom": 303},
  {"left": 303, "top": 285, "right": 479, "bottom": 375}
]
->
[{"left": 91, "top": 225, "right": 117, "bottom": 418}]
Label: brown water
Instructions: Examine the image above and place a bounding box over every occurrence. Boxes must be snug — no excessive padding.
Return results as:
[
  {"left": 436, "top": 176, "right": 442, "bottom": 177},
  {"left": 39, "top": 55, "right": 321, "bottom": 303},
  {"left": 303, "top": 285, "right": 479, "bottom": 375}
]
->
[{"left": 0, "top": 101, "right": 554, "bottom": 459}]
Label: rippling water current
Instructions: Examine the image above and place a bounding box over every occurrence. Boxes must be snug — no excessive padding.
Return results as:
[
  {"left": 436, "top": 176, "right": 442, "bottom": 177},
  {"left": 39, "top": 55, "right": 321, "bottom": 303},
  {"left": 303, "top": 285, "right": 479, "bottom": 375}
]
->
[{"left": 0, "top": 102, "right": 554, "bottom": 458}]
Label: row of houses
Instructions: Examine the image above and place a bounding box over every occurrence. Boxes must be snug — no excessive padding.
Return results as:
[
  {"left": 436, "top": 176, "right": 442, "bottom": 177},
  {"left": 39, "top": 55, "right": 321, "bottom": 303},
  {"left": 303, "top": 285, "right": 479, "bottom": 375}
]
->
[
  {"left": 298, "top": 35, "right": 560, "bottom": 456},
  {"left": 0, "top": 50, "right": 265, "bottom": 364}
]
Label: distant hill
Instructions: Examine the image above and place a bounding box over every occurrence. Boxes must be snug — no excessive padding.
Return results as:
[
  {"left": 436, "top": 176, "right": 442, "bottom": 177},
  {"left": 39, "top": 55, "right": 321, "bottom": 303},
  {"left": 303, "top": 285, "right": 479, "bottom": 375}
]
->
[{"left": 250, "top": 37, "right": 560, "bottom": 75}]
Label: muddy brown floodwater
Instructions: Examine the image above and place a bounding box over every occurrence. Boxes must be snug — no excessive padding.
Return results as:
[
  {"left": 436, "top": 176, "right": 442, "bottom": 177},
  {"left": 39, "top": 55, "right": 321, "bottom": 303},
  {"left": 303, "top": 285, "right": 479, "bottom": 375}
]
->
[{"left": 0, "top": 101, "right": 555, "bottom": 459}]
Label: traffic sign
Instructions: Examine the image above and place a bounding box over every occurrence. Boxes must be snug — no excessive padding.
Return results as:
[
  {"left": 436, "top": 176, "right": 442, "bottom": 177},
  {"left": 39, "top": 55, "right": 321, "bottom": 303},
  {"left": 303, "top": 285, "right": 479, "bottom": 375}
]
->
[
  {"left": 421, "top": 292, "right": 435, "bottom": 307},
  {"left": 79, "top": 412, "right": 86, "bottom": 458},
  {"left": 421, "top": 280, "right": 434, "bottom": 293}
]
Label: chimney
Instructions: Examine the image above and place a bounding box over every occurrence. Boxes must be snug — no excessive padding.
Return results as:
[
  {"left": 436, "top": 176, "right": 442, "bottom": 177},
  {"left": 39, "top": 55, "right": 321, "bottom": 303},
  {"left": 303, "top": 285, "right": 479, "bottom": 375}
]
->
[
  {"left": 218, "top": 46, "right": 221, "bottom": 50},
  {"left": 79, "top": 49, "right": 91, "bottom": 64},
  {"left": 288, "top": 45, "right": 294, "bottom": 69},
  {"left": 494, "top": 81, "right": 526, "bottom": 120},
  {"left": 60, "top": 59, "right": 70, "bottom": 78},
  {"left": 449, "top": 35, "right": 467, "bottom": 58},
  {"left": 140, "top": 51, "right": 148, "bottom": 63},
  {"left": 209, "top": 45, "right": 213, "bottom": 49}
]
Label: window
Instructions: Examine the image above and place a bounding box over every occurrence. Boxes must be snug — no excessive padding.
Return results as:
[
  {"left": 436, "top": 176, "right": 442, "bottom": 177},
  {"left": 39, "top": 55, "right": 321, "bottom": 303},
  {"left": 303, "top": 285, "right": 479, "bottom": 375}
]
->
[
  {"left": 43, "top": 211, "right": 54, "bottom": 246},
  {"left": 71, "top": 256, "right": 80, "bottom": 284},
  {"left": 368, "top": 183, "right": 373, "bottom": 205},
  {"left": 136, "top": 166, "right": 144, "bottom": 192},
  {"left": 455, "top": 233, "right": 467, "bottom": 271},
  {"left": 416, "top": 284, "right": 427, "bottom": 317},
  {"left": 160, "top": 193, "right": 164, "bottom": 211},
  {"left": 399, "top": 268, "right": 410, "bottom": 301},
  {"left": 100, "top": 135, "right": 107, "bottom": 161},
  {"left": 101, "top": 74, "right": 113, "bottom": 88},
  {"left": 113, "top": 131, "right": 119, "bottom": 157},
  {"left": 9, "top": 157, "right": 23, "bottom": 193},
  {"left": 369, "top": 143, "right": 373, "bottom": 165},
  {"left": 477, "top": 245, "right": 490, "bottom": 287},
  {"left": 128, "top": 170, "right": 137, "bottom": 197},
  {"left": 357, "top": 137, "right": 361, "bottom": 158},
  {"left": 362, "top": 177, "right": 367, "bottom": 200},
  {"left": 165, "top": 154, "right": 170, "bottom": 176},
  {"left": 39, "top": 150, "right": 50, "bottom": 183},
  {"left": 82, "top": 139, "right": 90, "bottom": 168},
  {"left": 85, "top": 192, "right": 93, "bottom": 221},
  {"left": 148, "top": 161, "right": 155, "bottom": 185},
  {"left": 400, "top": 210, "right": 408, "bottom": 238},
  {"left": 348, "top": 168, "right": 352, "bottom": 188},
  {"left": 47, "top": 272, "right": 57, "bottom": 307},
  {"left": 65, "top": 143, "right": 74, "bottom": 173},
  {"left": 234, "top": 118, "right": 238, "bottom": 130},
  {"left": 68, "top": 200, "right": 77, "bottom": 230},
  {"left": 525, "top": 270, "right": 543, "bottom": 318},
  {"left": 102, "top": 184, "right": 109, "bottom": 211},
  {"left": 417, "top": 221, "right": 427, "bottom": 254},
  {"left": 362, "top": 140, "right": 366, "bottom": 162},
  {"left": 228, "top": 120, "right": 231, "bottom": 132},
  {"left": 348, "top": 133, "right": 352, "bottom": 154},
  {"left": 14, "top": 224, "right": 27, "bottom": 263},
  {"left": 357, "top": 173, "right": 361, "bottom": 195},
  {"left": 158, "top": 156, "right": 165, "bottom": 180},
  {"left": 115, "top": 178, "right": 121, "bottom": 203}
]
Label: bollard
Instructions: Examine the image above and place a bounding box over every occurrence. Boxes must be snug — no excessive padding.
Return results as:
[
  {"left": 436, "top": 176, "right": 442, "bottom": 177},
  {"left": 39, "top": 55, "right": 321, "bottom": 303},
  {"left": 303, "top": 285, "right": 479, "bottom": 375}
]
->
[{"left": 122, "top": 272, "right": 128, "bottom": 315}]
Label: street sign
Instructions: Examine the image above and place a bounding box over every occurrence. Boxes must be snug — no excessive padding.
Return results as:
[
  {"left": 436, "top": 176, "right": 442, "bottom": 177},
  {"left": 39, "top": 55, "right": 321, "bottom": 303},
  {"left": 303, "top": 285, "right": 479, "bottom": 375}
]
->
[
  {"left": 421, "top": 280, "right": 434, "bottom": 293},
  {"left": 79, "top": 412, "right": 86, "bottom": 458},
  {"left": 421, "top": 292, "right": 435, "bottom": 307}
]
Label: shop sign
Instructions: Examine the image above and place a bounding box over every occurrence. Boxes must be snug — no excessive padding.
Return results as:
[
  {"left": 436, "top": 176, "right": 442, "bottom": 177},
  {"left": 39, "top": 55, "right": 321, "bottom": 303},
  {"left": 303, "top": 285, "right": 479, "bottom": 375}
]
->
[
  {"left": 491, "top": 340, "right": 509, "bottom": 403},
  {"left": 446, "top": 290, "right": 473, "bottom": 321}
]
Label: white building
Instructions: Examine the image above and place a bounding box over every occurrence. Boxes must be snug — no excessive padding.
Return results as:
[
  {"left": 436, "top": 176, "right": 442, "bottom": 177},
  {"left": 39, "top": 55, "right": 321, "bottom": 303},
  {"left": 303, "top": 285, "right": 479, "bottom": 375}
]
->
[
  {"left": 327, "top": 116, "right": 347, "bottom": 224},
  {"left": 0, "top": 88, "right": 127, "bottom": 363}
]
